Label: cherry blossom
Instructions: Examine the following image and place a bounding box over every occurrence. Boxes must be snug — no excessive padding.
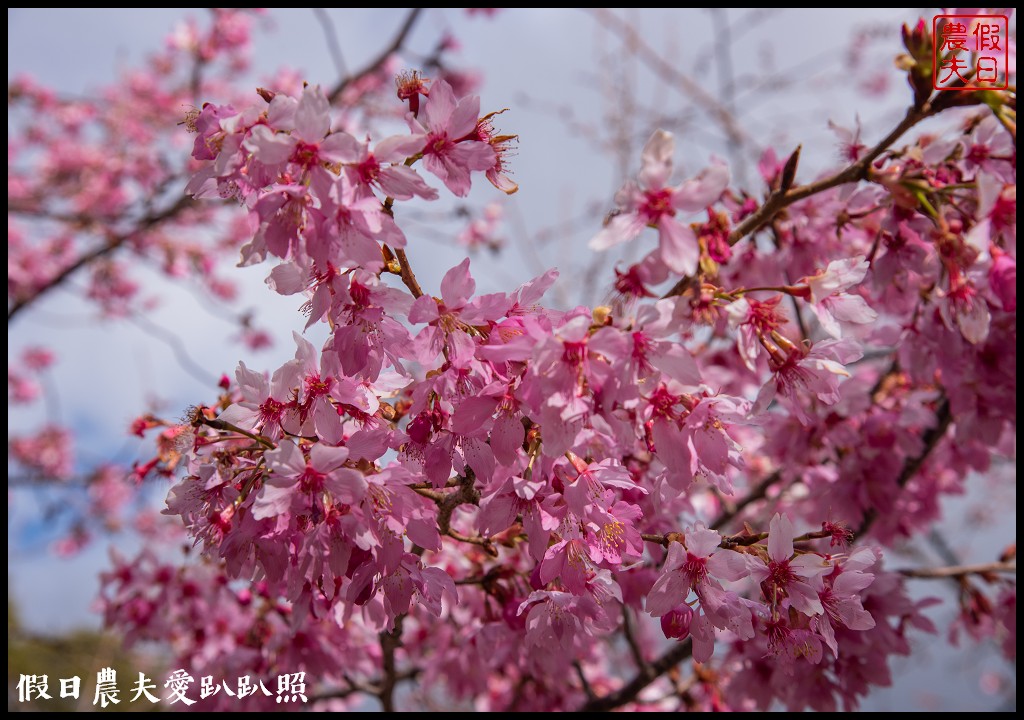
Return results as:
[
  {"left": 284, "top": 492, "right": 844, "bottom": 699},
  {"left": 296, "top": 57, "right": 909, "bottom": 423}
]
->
[
  {"left": 590, "top": 129, "right": 729, "bottom": 275},
  {"left": 405, "top": 79, "right": 496, "bottom": 197}
]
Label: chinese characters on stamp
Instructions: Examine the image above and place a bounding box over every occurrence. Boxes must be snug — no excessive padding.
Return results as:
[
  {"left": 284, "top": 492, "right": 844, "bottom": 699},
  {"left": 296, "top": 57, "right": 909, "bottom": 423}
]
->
[{"left": 933, "top": 14, "right": 1009, "bottom": 90}]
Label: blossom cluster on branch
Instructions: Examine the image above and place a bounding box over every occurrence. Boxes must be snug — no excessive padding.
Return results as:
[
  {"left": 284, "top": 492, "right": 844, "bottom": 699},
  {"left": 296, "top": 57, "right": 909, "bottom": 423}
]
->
[
  {"left": 106, "top": 14, "right": 1017, "bottom": 706},
  {"left": 9, "top": 8, "right": 1016, "bottom": 712}
]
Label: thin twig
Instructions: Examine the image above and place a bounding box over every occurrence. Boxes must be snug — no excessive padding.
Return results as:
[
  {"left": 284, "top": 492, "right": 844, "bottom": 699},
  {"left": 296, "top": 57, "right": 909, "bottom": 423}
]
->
[
  {"left": 641, "top": 532, "right": 671, "bottom": 547},
  {"left": 641, "top": 525, "right": 829, "bottom": 550},
  {"left": 126, "top": 312, "right": 220, "bottom": 387},
  {"left": 769, "top": 220, "right": 809, "bottom": 339},
  {"left": 586, "top": 9, "right": 753, "bottom": 153},
  {"left": 197, "top": 417, "right": 275, "bottom": 449},
  {"left": 446, "top": 528, "right": 497, "bottom": 555},
  {"left": 709, "top": 8, "right": 747, "bottom": 186},
  {"left": 710, "top": 470, "right": 781, "bottom": 531}
]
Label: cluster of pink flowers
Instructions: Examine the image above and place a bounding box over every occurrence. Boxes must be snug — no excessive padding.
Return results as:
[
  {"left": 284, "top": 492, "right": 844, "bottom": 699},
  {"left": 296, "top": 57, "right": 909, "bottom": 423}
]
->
[
  {"left": 101, "top": 30, "right": 1016, "bottom": 705},
  {"left": 7, "top": 7, "right": 480, "bottom": 559},
  {"left": 8, "top": 9, "right": 1014, "bottom": 712}
]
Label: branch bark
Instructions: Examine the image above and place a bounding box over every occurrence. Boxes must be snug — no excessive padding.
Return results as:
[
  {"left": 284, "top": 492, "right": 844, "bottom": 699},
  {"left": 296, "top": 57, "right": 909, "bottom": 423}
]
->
[
  {"left": 621, "top": 606, "right": 650, "bottom": 675},
  {"left": 8, "top": 194, "right": 193, "bottom": 324},
  {"left": 857, "top": 397, "right": 952, "bottom": 537},
  {"left": 379, "top": 616, "right": 405, "bottom": 712},
  {"left": 710, "top": 470, "right": 782, "bottom": 531},
  {"left": 327, "top": 8, "right": 424, "bottom": 104},
  {"left": 577, "top": 638, "right": 693, "bottom": 712},
  {"left": 898, "top": 561, "right": 1016, "bottom": 579},
  {"left": 727, "top": 104, "right": 932, "bottom": 248}
]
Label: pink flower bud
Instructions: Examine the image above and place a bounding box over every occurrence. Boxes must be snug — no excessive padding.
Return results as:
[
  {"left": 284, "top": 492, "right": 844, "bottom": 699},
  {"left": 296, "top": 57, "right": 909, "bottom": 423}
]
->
[{"left": 660, "top": 603, "right": 693, "bottom": 640}]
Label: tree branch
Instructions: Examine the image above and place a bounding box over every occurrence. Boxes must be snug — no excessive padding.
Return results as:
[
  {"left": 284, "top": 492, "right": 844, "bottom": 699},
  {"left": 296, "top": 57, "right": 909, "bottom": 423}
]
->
[
  {"left": 8, "top": 194, "right": 193, "bottom": 324},
  {"left": 661, "top": 101, "right": 944, "bottom": 303},
  {"left": 577, "top": 638, "right": 693, "bottom": 712},
  {"left": 710, "top": 470, "right": 781, "bottom": 531},
  {"left": 379, "top": 617, "right": 405, "bottom": 712},
  {"left": 587, "top": 8, "right": 753, "bottom": 153},
  {"left": 574, "top": 661, "right": 596, "bottom": 701},
  {"left": 898, "top": 561, "right": 1016, "bottom": 579},
  {"left": 327, "top": 8, "right": 424, "bottom": 104},
  {"left": 313, "top": 8, "right": 348, "bottom": 79},
  {"left": 621, "top": 606, "right": 650, "bottom": 675},
  {"left": 642, "top": 526, "right": 830, "bottom": 549},
  {"left": 857, "top": 397, "right": 952, "bottom": 537},
  {"left": 394, "top": 247, "right": 425, "bottom": 299},
  {"left": 126, "top": 312, "right": 220, "bottom": 387},
  {"left": 727, "top": 104, "right": 933, "bottom": 248}
]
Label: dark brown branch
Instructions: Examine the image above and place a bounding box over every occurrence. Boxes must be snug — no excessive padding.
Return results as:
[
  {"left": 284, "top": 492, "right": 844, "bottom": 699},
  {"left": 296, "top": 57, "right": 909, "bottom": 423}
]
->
[
  {"left": 327, "top": 8, "right": 424, "bottom": 104},
  {"left": 621, "top": 606, "right": 650, "bottom": 675},
  {"left": 642, "top": 526, "right": 830, "bottom": 550},
  {"left": 727, "top": 104, "right": 932, "bottom": 248},
  {"left": 309, "top": 667, "right": 420, "bottom": 705},
  {"left": 640, "top": 532, "right": 670, "bottom": 547},
  {"left": 196, "top": 416, "right": 275, "bottom": 449},
  {"left": 857, "top": 397, "right": 951, "bottom": 537},
  {"left": 446, "top": 528, "right": 497, "bottom": 555},
  {"left": 710, "top": 470, "right": 782, "bottom": 531},
  {"left": 8, "top": 194, "right": 193, "bottom": 324},
  {"left": 661, "top": 103, "right": 944, "bottom": 303},
  {"left": 720, "top": 528, "right": 830, "bottom": 548},
  {"left": 379, "top": 616, "right": 405, "bottom": 712},
  {"left": 574, "top": 661, "right": 596, "bottom": 701},
  {"left": 577, "top": 639, "right": 693, "bottom": 712},
  {"left": 435, "top": 470, "right": 480, "bottom": 534},
  {"left": 7, "top": 203, "right": 112, "bottom": 225},
  {"left": 898, "top": 561, "right": 1015, "bottom": 579},
  {"left": 413, "top": 472, "right": 492, "bottom": 551}
]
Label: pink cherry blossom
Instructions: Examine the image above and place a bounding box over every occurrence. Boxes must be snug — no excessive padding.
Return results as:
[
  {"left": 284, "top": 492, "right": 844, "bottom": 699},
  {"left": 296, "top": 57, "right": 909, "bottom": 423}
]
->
[
  {"left": 590, "top": 129, "right": 729, "bottom": 276},
  {"left": 754, "top": 339, "right": 863, "bottom": 423},
  {"left": 801, "top": 256, "right": 878, "bottom": 338},
  {"left": 253, "top": 441, "right": 367, "bottom": 520},
  {"left": 405, "top": 79, "right": 496, "bottom": 197},
  {"left": 748, "top": 514, "right": 831, "bottom": 617}
]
